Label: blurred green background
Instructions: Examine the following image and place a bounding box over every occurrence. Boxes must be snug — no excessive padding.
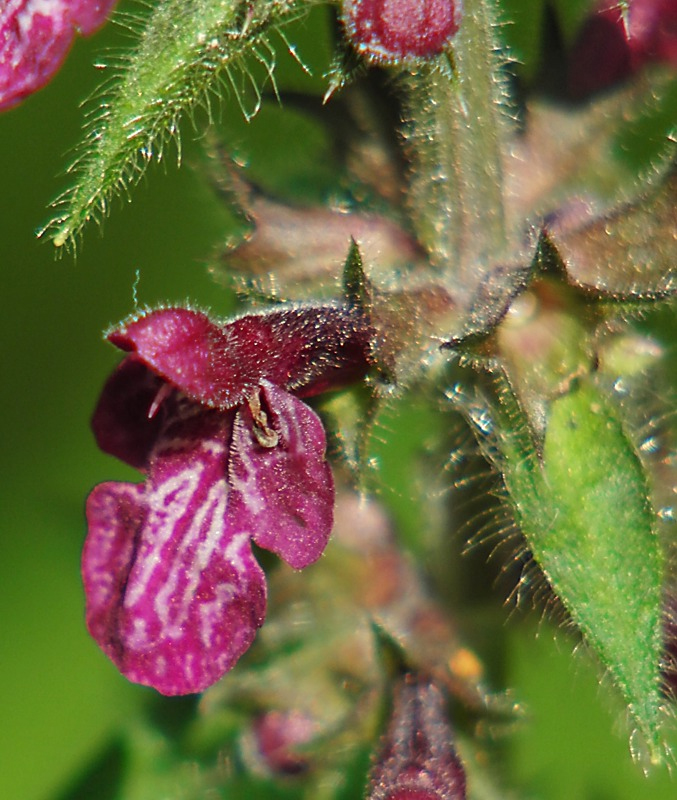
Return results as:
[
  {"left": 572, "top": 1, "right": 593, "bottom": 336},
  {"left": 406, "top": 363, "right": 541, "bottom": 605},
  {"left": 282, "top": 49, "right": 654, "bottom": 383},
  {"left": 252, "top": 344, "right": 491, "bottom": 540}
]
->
[
  {"left": 1, "top": 2, "right": 676, "bottom": 798},
  {"left": 0, "top": 17, "right": 234, "bottom": 799}
]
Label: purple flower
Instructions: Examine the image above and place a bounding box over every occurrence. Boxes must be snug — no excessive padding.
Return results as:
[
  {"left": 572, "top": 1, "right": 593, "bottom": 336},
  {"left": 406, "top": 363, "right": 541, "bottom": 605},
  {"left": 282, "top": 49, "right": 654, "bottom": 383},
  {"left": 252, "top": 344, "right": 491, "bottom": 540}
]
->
[
  {"left": 84, "top": 305, "right": 372, "bottom": 695},
  {"left": 0, "top": 0, "right": 117, "bottom": 111},
  {"left": 568, "top": 0, "right": 677, "bottom": 98}
]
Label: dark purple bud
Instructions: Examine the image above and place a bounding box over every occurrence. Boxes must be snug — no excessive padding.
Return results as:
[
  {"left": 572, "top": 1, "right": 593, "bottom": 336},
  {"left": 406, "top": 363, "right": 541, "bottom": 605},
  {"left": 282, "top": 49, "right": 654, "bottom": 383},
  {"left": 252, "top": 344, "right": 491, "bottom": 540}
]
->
[
  {"left": 342, "top": 0, "right": 463, "bottom": 65},
  {"left": 367, "top": 677, "right": 466, "bottom": 800}
]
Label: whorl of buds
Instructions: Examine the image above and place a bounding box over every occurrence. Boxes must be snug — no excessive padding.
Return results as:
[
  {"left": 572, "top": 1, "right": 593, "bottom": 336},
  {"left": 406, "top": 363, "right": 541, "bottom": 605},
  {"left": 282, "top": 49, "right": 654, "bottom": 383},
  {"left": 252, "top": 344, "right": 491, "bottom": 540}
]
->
[
  {"left": 367, "top": 677, "right": 466, "bottom": 800},
  {"left": 342, "top": 0, "right": 463, "bottom": 65}
]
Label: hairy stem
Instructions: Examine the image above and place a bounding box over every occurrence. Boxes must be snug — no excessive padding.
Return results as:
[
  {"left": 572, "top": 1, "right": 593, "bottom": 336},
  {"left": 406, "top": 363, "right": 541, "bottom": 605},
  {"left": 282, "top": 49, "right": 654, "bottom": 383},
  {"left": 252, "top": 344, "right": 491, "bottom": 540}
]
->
[{"left": 402, "top": 0, "right": 511, "bottom": 303}]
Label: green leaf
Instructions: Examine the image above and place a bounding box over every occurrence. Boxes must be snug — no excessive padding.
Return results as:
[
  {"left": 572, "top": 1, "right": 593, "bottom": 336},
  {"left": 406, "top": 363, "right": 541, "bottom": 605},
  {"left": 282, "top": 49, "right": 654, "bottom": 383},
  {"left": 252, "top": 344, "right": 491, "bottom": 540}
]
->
[
  {"left": 539, "top": 381, "right": 665, "bottom": 761},
  {"left": 44, "top": 0, "right": 310, "bottom": 250},
  {"left": 459, "top": 375, "right": 666, "bottom": 760}
]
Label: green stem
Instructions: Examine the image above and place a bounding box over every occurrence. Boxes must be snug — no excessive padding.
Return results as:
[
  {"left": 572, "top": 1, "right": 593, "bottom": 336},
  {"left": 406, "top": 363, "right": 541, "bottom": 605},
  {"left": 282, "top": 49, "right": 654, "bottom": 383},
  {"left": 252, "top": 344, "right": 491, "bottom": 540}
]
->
[{"left": 402, "top": 0, "right": 511, "bottom": 303}]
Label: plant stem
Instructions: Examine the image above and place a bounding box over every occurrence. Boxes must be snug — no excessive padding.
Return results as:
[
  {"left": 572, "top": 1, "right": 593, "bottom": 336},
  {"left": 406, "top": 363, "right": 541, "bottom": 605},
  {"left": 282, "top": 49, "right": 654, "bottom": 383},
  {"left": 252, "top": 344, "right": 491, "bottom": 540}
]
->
[{"left": 402, "top": 0, "right": 511, "bottom": 304}]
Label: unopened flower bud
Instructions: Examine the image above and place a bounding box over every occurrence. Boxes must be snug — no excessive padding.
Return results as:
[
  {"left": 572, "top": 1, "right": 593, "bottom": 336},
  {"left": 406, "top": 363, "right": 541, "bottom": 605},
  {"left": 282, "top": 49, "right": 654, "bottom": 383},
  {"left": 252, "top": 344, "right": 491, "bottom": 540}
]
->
[
  {"left": 342, "top": 0, "right": 463, "bottom": 65},
  {"left": 242, "top": 710, "right": 317, "bottom": 776},
  {"left": 367, "top": 677, "right": 466, "bottom": 800}
]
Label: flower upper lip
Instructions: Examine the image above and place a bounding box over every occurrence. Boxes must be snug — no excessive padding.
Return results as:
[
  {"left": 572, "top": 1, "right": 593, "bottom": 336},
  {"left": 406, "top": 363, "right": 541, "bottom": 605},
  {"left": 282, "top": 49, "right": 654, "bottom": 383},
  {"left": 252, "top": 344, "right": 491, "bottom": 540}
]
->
[{"left": 108, "top": 304, "right": 374, "bottom": 409}]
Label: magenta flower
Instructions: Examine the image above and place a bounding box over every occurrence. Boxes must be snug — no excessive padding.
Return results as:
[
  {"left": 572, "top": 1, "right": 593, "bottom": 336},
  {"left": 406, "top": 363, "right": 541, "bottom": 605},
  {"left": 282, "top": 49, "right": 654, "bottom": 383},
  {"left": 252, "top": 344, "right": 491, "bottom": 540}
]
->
[
  {"left": 84, "top": 305, "right": 372, "bottom": 695},
  {"left": 0, "top": 0, "right": 117, "bottom": 111},
  {"left": 568, "top": 0, "right": 677, "bottom": 98},
  {"left": 342, "top": 0, "right": 463, "bottom": 65}
]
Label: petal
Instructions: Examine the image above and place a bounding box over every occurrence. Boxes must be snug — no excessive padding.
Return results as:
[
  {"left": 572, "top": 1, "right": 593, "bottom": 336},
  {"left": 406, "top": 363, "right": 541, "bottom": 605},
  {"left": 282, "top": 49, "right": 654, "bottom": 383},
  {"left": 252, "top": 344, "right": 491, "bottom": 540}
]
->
[
  {"left": 567, "top": 9, "right": 633, "bottom": 98},
  {"left": 83, "top": 481, "right": 145, "bottom": 649},
  {"left": 91, "top": 356, "right": 166, "bottom": 470},
  {"left": 67, "top": 1, "right": 117, "bottom": 35},
  {"left": 83, "top": 405, "right": 266, "bottom": 695},
  {"left": 0, "top": 1, "right": 117, "bottom": 111},
  {"left": 108, "top": 307, "right": 226, "bottom": 404},
  {"left": 229, "top": 382, "right": 334, "bottom": 570},
  {"left": 109, "top": 305, "right": 371, "bottom": 410}
]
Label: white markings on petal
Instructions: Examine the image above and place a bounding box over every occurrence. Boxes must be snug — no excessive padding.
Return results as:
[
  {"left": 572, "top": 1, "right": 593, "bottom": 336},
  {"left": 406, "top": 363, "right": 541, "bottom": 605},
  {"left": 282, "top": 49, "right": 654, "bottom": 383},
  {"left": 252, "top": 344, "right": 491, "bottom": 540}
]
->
[
  {"left": 84, "top": 397, "right": 271, "bottom": 694},
  {"left": 198, "top": 582, "right": 237, "bottom": 649},
  {"left": 224, "top": 531, "right": 251, "bottom": 574},
  {"left": 124, "top": 468, "right": 201, "bottom": 610}
]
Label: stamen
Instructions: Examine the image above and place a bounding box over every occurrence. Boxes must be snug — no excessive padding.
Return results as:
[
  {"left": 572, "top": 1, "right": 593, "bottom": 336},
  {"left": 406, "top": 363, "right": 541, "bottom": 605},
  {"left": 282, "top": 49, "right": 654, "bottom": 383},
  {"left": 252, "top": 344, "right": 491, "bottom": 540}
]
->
[
  {"left": 148, "top": 383, "right": 173, "bottom": 419},
  {"left": 248, "top": 390, "right": 279, "bottom": 448}
]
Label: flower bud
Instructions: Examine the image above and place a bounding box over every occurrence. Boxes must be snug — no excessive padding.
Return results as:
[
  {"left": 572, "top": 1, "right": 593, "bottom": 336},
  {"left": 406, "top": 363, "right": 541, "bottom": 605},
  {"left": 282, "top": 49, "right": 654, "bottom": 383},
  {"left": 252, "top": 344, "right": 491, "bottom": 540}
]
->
[
  {"left": 342, "top": 0, "right": 463, "bottom": 65},
  {"left": 242, "top": 710, "right": 317, "bottom": 776},
  {"left": 367, "top": 677, "right": 466, "bottom": 800}
]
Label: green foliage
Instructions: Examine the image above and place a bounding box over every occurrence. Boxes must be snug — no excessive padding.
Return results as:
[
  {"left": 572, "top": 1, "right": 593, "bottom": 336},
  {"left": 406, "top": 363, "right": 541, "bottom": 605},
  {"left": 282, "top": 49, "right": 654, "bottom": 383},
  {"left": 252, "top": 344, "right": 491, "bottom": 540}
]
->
[
  {"left": 542, "top": 381, "right": 664, "bottom": 758},
  {"left": 456, "top": 368, "right": 666, "bottom": 758},
  {"left": 44, "top": 0, "right": 313, "bottom": 251}
]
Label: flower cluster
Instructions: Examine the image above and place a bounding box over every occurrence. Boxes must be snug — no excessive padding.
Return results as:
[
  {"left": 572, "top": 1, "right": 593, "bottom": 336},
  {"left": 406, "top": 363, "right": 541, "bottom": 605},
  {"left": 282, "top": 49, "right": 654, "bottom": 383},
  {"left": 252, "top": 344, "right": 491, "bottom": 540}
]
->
[
  {"left": 83, "top": 304, "right": 372, "bottom": 695},
  {"left": 0, "top": 0, "right": 116, "bottom": 110}
]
